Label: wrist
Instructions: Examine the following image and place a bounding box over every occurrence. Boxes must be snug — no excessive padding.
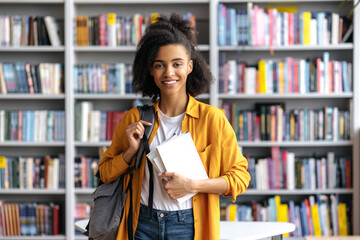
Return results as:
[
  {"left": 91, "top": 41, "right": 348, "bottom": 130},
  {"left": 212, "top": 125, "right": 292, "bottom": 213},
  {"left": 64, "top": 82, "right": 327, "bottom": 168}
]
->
[{"left": 123, "top": 148, "right": 137, "bottom": 164}]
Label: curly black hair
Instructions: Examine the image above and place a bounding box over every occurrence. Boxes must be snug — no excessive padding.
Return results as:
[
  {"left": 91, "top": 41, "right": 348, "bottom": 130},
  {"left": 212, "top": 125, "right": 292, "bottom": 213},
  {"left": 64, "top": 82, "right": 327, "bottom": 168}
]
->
[{"left": 132, "top": 12, "right": 213, "bottom": 101}]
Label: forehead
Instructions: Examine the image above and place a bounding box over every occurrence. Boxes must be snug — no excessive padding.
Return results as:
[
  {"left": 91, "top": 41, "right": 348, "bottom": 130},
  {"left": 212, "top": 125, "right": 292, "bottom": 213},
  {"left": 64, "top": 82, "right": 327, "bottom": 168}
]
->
[{"left": 154, "top": 44, "right": 190, "bottom": 60}]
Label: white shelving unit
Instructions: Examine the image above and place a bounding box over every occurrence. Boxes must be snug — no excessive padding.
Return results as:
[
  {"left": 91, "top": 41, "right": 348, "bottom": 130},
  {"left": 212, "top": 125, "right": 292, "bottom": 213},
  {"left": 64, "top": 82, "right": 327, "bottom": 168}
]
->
[{"left": 0, "top": 0, "right": 358, "bottom": 239}]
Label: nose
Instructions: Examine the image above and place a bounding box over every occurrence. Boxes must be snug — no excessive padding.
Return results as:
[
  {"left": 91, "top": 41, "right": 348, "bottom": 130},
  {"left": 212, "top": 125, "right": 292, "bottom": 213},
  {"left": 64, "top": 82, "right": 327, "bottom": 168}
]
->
[{"left": 164, "top": 66, "right": 174, "bottom": 77}]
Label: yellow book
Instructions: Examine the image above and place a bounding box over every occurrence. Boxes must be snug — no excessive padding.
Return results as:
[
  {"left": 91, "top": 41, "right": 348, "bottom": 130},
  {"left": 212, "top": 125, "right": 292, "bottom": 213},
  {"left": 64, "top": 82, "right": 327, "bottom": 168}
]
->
[
  {"left": 278, "top": 61, "right": 284, "bottom": 93},
  {"left": 274, "top": 195, "right": 281, "bottom": 221},
  {"left": 303, "top": 12, "right": 311, "bottom": 45},
  {"left": 151, "top": 13, "right": 160, "bottom": 23},
  {"left": 226, "top": 204, "right": 238, "bottom": 221},
  {"left": 258, "top": 60, "right": 267, "bottom": 93},
  {"left": 0, "top": 156, "right": 8, "bottom": 189},
  {"left": 310, "top": 204, "right": 322, "bottom": 236},
  {"left": 278, "top": 204, "right": 289, "bottom": 237},
  {"left": 338, "top": 203, "right": 348, "bottom": 236},
  {"left": 266, "top": 6, "right": 297, "bottom": 13}
]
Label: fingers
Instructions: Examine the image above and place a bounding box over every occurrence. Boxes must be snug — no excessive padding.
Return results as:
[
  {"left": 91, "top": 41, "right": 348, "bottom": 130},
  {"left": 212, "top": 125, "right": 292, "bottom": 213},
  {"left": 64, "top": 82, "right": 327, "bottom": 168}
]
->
[{"left": 140, "top": 120, "right": 152, "bottom": 126}]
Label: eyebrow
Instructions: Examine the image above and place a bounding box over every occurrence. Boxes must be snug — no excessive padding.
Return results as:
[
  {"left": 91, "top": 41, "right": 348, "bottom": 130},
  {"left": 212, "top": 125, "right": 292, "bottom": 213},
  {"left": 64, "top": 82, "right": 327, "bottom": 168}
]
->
[{"left": 153, "top": 58, "right": 184, "bottom": 62}]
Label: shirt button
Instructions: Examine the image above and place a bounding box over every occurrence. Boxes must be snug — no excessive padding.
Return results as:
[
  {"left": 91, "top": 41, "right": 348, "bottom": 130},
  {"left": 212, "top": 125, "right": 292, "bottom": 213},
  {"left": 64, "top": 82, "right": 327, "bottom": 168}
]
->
[{"left": 160, "top": 213, "right": 165, "bottom": 218}]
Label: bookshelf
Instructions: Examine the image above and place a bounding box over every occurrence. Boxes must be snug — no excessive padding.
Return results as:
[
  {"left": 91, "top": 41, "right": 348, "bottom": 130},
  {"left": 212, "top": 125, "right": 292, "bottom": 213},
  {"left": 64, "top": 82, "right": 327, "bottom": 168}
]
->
[{"left": 0, "top": 0, "right": 358, "bottom": 239}]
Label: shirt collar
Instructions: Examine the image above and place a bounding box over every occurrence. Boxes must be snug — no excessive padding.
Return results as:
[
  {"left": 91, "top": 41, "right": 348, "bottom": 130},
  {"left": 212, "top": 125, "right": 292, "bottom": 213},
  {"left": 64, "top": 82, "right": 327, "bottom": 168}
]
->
[{"left": 153, "top": 94, "right": 200, "bottom": 119}]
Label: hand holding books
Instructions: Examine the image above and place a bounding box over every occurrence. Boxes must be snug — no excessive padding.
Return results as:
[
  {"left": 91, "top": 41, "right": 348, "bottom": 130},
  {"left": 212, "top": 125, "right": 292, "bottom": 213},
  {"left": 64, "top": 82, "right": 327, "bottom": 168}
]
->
[{"left": 146, "top": 131, "right": 209, "bottom": 204}]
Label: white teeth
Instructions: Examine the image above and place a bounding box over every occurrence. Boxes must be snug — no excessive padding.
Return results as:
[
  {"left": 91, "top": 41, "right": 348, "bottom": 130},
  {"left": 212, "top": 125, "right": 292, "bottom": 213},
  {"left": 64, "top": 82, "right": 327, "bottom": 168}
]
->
[{"left": 164, "top": 81, "right": 176, "bottom": 85}]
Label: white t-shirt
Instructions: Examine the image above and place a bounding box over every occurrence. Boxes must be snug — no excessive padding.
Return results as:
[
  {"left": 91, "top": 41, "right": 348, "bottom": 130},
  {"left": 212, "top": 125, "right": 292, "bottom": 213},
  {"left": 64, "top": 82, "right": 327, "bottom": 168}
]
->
[{"left": 140, "top": 108, "right": 193, "bottom": 210}]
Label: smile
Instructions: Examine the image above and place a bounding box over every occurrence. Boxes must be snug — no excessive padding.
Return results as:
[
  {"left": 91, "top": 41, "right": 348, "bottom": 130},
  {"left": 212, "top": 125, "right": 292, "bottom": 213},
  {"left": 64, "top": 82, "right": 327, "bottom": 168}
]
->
[{"left": 163, "top": 80, "right": 178, "bottom": 85}]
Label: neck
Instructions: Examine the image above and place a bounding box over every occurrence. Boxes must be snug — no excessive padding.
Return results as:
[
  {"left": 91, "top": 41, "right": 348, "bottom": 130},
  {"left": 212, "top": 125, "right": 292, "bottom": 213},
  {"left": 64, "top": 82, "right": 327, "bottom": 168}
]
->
[{"left": 159, "top": 93, "right": 188, "bottom": 117}]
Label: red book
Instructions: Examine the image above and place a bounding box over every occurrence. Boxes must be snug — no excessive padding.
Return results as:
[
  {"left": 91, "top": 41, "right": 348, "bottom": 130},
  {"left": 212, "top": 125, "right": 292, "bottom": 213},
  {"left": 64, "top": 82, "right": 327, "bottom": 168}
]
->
[
  {"left": 282, "top": 150, "right": 288, "bottom": 189},
  {"left": 294, "top": 60, "right": 299, "bottom": 93},
  {"left": 52, "top": 204, "right": 59, "bottom": 235},
  {"left": 286, "top": 57, "right": 293, "bottom": 93},
  {"left": 271, "top": 146, "right": 281, "bottom": 189},
  {"left": 98, "top": 14, "right": 107, "bottom": 46},
  {"left": 106, "top": 111, "right": 113, "bottom": 141},
  {"left": 304, "top": 199, "right": 313, "bottom": 235},
  {"left": 288, "top": 13, "right": 294, "bottom": 45},
  {"left": 316, "top": 58, "right": 323, "bottom": 93}
]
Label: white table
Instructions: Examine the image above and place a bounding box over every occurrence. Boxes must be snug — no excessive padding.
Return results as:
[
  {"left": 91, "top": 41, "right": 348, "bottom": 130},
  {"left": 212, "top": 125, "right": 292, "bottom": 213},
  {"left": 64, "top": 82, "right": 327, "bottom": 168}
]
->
[
  {"left": 76, "top": 219, "right": 295, "bottom": 239},
  {"left": 220, "top": 221, "right": 295, "bottom": 240}
]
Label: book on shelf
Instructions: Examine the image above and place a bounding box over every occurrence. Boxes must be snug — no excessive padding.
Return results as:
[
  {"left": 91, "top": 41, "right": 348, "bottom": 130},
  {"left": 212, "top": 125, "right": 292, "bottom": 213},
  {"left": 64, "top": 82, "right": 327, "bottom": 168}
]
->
[
  {"left": 146, "top": 131, "right": 208, "bottom": 204},
  {"left": 219, "top": 52, "right": 352, "bottom": 95},
  {"left": 0, "top": 154, "right": 64, "bottom": 190},
  {"left": 0, "top": 201, "right": 60, "bottom": 236},
  {"left": 218, "top": 3, "right": 349, "bottom": 47},
  {"left": 246, "top": 150, "right": 351, "bottom": 191},
  {"left": 221, "top": 194, "right": 351, "bottom": 237},
  {"left": 74, "top": 12, "right": 195, "bottom": 46}
]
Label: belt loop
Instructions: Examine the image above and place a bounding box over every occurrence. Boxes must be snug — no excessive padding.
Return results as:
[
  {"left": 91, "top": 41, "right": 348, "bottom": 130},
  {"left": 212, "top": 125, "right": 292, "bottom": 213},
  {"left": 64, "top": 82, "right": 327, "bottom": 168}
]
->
[{"left": 178, "top": 210, "right": 183, "bottom": 222}]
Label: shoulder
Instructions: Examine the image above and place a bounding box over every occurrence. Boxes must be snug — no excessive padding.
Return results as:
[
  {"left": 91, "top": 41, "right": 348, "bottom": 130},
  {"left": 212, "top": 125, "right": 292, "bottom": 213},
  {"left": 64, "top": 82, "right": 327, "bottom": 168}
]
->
[{"left": 197, "top": 101, "right": 228, "bottom": 124}]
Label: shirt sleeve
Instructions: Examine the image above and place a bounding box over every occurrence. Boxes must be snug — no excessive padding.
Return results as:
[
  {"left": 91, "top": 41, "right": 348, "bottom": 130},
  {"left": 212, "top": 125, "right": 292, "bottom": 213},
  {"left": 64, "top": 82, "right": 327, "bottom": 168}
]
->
[
  {"left": 97, "top": 108, "right": 139, "bottom": 183},
  {"left": 219, "top": 113, "right": 251, "bottom": 202}
]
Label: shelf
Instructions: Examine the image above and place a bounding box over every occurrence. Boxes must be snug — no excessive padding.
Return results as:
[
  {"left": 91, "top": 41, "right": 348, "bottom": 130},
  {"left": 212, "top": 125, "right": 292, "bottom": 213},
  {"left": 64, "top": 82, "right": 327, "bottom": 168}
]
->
[
  {"left": 0, "top": 189, "right": 66, "bottom": 195},
  {"left": 74, "top": 44, "right": 209, "bottom": 52},
  {"left": 218, "top": 43, "right": 353, "bottom": 51},
  {"left": 238, "top": 140, "right": 353, "bottom": 147},
  {"left": 0, "top": 94, "right": 65, "bottom": 100},
  {"left": 0, "top": 236, "right": 66, "bottom": 240},
  {"left": 0, "top": 46, "right": 65, "bottom": 52},
  {"left": 74, "top": 0, "right": 209, "bottom": 3},
  {"left": 0, "top": 0, "right": 64, "bottom": 3},
  {"left": 0, "top": 141, "right": 66, "bottom": 147},
  {"left": 219, "top": 0, "right": 346, "bottom": 2},
  {"left": 75, "top": 188, "right": 95, "bottom": 194},
  {"left": 243, "top": 189, "right": 354, "bottom": 195},
  {"left": 218, "top": 93, "right": 353, "bottom": 99},
  {"left": 75, "top": 141, "right": 111, "bottom": 147}
]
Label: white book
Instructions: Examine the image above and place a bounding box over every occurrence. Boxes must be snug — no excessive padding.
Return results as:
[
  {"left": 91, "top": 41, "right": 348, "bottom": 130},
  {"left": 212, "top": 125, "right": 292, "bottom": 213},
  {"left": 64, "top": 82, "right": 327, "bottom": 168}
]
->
[
  {"left": 81, "top": 101, "right": 93, "bottom": 142},
  {"left": 147, "top": 132, "right": 208, "bottom": 204},
  {"left": 27, "top": 157, "right": 34, "bottom": 189},
  {"left": 44, "top": 16, "right": 62, "bottom": 47},
  {"left": 286, "top": 152, "right": 295, "bottom": 190},
  {"left": 331, "top": 13, "right": 340, "bottom": 44},
  {"left": 107, "top": 13, "right": 117, "bottom": 47},
  {"left": 52, "top": 157, "right": 59, "bottom": 189}
]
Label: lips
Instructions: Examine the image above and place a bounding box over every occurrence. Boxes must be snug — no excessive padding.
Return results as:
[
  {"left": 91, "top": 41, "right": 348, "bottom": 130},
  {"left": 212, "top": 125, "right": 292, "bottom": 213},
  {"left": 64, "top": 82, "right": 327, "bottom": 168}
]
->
[{"left": 163, "top": 80, "right": 178, "bottom": 85}]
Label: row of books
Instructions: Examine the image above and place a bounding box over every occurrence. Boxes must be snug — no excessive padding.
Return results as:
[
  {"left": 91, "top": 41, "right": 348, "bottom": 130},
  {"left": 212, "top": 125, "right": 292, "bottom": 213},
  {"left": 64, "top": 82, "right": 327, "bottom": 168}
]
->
[
  {"left": 74, "top": 156, "right": 99, "bottom": 189},
  {"left": 222, "top": 103, "right": 351, "bottom": 141},
  {"left": 218, "top": 3, "right": 351, "bottom": 46},
  {"left": 74, "top": 101, "right": 127, "bottom": 142},
  {"left": 75, "top": 12, "right": 195, "bottom": 46},
  {"left": 0, "top": 63, "right": 64, "bottom": 94},
  {"left": 219, "top": 52, "right": 352, "bottom": 94},
  {"left": 0, "top": 201, "right": 60, "bottom": 236},
  {"left": 0, "top": 110, "right": 65, "bottom": 142},
  {"left": 246, "top": 149, "right": 351, "bottom": 190},
  {"left": 74, "top": 63, "right": 134, "bottom": 94},
  {"left": 0, "top": 15, "right": 63, "bottom": 47},
  {"left": 0, "top": 155, "right": 65, "bottom": 190},
  {"left": 221, "top": 195, "right": 350, "bottom": 236},
  {"left": 74, "top": 203, "right": 91, "bottom": 235}
]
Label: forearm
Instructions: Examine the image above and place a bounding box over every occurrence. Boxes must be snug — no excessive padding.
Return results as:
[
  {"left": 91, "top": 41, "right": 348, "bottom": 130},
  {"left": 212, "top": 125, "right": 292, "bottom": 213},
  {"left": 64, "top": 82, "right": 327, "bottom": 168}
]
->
[{"left": 191, "top": 176, "right": 228, "bottom": 194}]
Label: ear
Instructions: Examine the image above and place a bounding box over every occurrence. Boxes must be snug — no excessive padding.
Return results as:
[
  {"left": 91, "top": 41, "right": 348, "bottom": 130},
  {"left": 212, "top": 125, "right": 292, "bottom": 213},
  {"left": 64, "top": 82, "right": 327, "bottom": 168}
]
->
[
  {"left": 188, "top": 60, "right": 193, "bottom": 74},
  {"left": 149, "top": 66, "right": 154, "bottom": 76}
]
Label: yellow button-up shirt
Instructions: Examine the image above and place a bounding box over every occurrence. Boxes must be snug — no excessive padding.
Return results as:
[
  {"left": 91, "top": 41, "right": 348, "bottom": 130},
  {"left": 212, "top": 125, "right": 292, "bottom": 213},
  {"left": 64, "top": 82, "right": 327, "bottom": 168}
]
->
[{"left": 98, "top": 95, "right": 250, "bottom": 240}]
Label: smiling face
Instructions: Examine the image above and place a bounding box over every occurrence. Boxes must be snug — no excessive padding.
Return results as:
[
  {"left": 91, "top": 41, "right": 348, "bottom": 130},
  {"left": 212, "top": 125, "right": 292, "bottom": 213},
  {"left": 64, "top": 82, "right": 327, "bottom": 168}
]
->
[{"left": 149, "top": 44, "right": 193, "bottom": 99}]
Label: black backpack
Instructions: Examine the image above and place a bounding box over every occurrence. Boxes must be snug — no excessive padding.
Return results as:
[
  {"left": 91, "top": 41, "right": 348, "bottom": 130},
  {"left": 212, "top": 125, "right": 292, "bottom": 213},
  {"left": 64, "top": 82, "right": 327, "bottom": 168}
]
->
[{"left": 85, "top": 105, "right": 155, "bottom": 240}]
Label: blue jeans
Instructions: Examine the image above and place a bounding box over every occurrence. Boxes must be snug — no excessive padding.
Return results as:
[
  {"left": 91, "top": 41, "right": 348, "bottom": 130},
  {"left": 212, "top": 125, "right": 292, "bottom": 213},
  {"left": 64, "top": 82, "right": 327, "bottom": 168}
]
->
[{"left": 134, "top": 204, "right": 194, "bottom": 240}]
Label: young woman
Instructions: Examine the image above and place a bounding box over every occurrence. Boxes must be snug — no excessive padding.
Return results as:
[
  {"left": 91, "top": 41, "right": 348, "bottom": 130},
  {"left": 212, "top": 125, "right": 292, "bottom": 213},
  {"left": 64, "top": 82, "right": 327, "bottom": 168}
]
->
[{"left": 98, "top": 13, "right": 250, "bottom": 240}]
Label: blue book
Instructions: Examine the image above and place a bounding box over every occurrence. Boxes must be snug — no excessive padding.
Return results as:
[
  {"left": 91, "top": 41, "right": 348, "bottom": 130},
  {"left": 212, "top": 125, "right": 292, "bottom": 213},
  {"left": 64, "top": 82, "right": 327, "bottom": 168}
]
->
[
  {"left": 323, "top": 52, "right": 329, "bottom": 92},
  {"left": 268, "top": 197, "right": 277, "bottom": 221},
  {"left": 317, "top": 12, "right": 325, "bottom": 45},
  {"left": 300, "top": 201, "right": 309, "bottom": 236},
  {"left": 229, "top": 8, "right": 237, "bottom": 46},
  {"left": 305, "top": 61, "right": 310, "bottom": 92},
  {"left": 218, "top": 3, "right": 226, "bottom": 46},
  {"left": 289, "top": 201, "right": 297, "bottom": 236}
]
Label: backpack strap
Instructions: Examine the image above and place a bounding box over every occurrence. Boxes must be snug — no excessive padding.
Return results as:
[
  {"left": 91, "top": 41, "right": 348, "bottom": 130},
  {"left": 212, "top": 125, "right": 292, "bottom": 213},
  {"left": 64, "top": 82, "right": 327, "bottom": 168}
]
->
[
  {"left": 135, "top": 105, "right": 155, "bottom": 169},
  {"left": 128, "top": 105, "right": 155, "bottom": 240}
]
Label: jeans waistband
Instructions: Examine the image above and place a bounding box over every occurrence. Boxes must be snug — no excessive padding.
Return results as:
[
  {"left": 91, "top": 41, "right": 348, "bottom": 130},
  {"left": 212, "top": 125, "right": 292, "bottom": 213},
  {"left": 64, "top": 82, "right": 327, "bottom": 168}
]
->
[{"left": 139, "top": 203, "right": 193, "bottom": 221}]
